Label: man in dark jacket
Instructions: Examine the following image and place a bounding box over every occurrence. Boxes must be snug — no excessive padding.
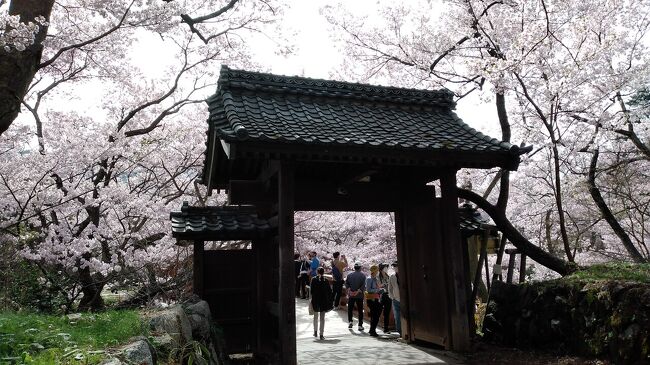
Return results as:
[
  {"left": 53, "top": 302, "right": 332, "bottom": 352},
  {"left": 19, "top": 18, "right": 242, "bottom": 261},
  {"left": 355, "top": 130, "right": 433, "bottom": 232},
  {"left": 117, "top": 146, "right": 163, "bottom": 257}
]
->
[
  {"left": 345, "top": 262, "right": 367, "bottom": 331},
  {"left": 310, "top": 267, "right": 333, "bottom": 340}
]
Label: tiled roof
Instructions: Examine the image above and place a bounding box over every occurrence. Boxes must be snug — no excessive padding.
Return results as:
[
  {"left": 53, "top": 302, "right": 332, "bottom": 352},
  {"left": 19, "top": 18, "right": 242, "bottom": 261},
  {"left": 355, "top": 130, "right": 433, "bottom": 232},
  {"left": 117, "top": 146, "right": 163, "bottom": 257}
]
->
[
  {"left": 207, "top": 66, "right": 520, "bottom": 158},
  {"left": 459, "top": 204, "right": 496, "bottom": 235},
  {"left": 170, "top": 202, "right": 274, "bottom": 241}
]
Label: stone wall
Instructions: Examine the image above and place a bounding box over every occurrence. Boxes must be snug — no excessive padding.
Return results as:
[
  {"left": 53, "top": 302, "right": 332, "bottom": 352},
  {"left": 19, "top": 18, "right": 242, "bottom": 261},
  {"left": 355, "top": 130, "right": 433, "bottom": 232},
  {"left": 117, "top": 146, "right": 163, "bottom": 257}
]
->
[
  {"left": 100, "top": 296, "right": 228, "bottom": 365},
  {"left": 483, "top": 280, "right": 650, "bottom": 364}
]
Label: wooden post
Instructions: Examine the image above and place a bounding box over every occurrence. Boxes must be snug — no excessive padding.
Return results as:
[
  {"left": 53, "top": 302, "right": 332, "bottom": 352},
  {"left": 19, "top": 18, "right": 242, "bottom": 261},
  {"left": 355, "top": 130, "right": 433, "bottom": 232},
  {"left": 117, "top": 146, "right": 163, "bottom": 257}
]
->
[
  {"left": 439, "top": 170, "right": 470, "bottom": 351},
  {"left": 519, "top": 254, "right": 527, "bottom": 283},
  {"left": 484, "top": 251, "right": 491, "bottom": 292},
  {"left": 277, "top": 163, "right": 296, "bottom": 365},
  {"left": 506, "top": 252, "right": 516, "bottom": 284},
  {"left": 394, "top": 208, "right": 410, "bottom": 340},
  {"left": 193, "top": 240, "right": 204, "bottom": 297},
  {"left": 471, "top": 234, "right": 488, "bottom": 305}
]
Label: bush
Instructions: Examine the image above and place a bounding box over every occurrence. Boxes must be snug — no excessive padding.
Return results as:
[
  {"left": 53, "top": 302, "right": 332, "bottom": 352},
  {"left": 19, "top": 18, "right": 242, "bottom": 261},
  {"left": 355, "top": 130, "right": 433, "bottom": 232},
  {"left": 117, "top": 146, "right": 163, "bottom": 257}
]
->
[{"left": 0, "top": 257, "right": 77, "bottom": 313}]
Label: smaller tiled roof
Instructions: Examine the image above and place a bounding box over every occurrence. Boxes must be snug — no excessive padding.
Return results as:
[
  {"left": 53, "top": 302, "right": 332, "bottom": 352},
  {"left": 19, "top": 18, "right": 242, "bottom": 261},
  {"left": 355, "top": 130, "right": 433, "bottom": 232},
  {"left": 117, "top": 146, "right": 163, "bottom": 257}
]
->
[
  {"left": 459, "top": 204, "right": 496, "bottom": 236},
  {"left": 170, "top": 202, "right": 274, "bottom": 242}
]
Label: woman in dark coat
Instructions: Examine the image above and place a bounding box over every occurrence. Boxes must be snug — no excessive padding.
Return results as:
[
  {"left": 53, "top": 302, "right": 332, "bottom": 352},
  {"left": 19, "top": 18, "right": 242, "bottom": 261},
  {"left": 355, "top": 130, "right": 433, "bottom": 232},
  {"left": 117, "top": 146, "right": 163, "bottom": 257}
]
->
[{"left": 310, "top": 267, "right": 333, "bottom": 340}]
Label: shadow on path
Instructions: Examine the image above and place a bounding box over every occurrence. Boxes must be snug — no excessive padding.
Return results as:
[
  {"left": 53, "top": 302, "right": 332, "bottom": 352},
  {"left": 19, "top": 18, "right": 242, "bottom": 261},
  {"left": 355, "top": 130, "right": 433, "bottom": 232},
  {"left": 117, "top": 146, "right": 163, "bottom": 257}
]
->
[{"left": 295, "top": 298, "right": 465, "bottom": 365}]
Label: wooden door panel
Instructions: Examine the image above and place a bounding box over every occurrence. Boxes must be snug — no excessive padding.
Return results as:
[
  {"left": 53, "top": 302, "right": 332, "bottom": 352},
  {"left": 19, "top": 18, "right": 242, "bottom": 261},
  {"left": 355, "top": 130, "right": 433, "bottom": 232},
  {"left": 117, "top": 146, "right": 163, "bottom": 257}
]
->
[
  {"left": 402, "top": 197, "right": 450, "bottom": 347},
  {"left": 203, "top": 249, "right": 255, "bottom": 353}
]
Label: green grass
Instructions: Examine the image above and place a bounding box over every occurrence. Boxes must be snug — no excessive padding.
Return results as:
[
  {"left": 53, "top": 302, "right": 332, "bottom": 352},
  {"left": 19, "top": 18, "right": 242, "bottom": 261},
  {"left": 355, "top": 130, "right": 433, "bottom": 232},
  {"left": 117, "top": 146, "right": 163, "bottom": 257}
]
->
[
  {"left": 563, "top": 262, "right": 650, "bottom": 283},
  {"left": 0, "top": 310, "right": 147, "bottom": 364}
]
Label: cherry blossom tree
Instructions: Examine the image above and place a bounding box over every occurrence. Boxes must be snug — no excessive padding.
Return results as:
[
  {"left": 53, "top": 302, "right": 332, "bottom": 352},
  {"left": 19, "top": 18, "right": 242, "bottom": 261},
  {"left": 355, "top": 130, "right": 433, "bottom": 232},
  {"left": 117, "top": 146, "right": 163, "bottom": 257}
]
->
[
  {"left": 323, "top": 0, "right": 650, "bottom": 268},
  {"left": 0, "top": 0, "right": 286, "bottom": 310}
]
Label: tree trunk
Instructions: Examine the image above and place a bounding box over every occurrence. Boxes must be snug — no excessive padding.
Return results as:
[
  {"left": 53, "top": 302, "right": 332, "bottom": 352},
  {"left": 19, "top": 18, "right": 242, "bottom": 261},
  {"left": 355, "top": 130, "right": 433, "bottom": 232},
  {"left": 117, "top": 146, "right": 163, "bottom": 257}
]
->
[
  {"left": 0, "top": 0, "right": 55, "bottom": 135},
  {"left": 551, "top": 144, "right": 574, "bottom": 262},
  {"left": 492, "top": 92, "right": 511, "bottom": 280},
  {"left": 77, "top": 267, "right": 105, "bottom": 311},
  {"left": 458, "top": 188, "right": 574, "bottom": 276},
  {"left": 588, "top": 149, "right": 646, "bottom": 263}
]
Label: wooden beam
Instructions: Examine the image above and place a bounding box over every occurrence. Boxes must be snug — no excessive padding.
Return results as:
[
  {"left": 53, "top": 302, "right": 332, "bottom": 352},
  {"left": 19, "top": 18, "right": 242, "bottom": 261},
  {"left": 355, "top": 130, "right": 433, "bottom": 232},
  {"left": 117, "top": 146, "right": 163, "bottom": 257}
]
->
[
  {"left": 228, "top": 180, "right": 271, "bottom": 205},
  {"left": 229, "top": 180, "right": 409, "bottom": 211},
  {"left": 233, "top": 141, "right": 519, "bottom": 170},
  {"left": 440, "top": 169, "right": 471, "bottom": 351},
  {"left": 338, "top": 169, "right": 379, "bottom": 186},
  {"left": 277, "top": 162, "right": 296, "bottom": 365},
  {"left": 193, "top": 241, "right": 204, "bottom": 297}
]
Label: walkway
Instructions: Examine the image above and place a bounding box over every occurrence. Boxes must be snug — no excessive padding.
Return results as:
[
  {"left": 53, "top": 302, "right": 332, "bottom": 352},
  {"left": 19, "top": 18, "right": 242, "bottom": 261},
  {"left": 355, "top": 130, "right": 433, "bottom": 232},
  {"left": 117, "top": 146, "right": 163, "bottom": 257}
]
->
[{"left": 295, "top": 298, "right": 465, "bottom": 365}]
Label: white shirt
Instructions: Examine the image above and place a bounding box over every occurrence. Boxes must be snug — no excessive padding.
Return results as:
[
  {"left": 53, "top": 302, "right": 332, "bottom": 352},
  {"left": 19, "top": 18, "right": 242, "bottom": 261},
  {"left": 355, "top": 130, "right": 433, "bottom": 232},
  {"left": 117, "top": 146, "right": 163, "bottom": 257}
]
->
[{"left": 388, "top": 273, "right": 400, "bottom": 302}]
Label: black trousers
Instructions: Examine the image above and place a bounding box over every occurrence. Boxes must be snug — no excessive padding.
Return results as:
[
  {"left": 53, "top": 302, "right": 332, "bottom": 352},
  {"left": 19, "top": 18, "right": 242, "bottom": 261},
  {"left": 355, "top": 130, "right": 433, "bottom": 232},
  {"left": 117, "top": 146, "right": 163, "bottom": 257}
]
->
[
  {"left": 298, "top": 274, "right": 309, "bottom": 298},
  {"left": 332, "top": 280, "right": 344, "bottom": 307},
  {"left": 367, "top": 298, "right": 382, "bottom": 333},
  {"left": 381, "top": 294, "right": 392, "bottom": 331},
  {"left": 347, "top": 297, "right": 364, "bottom": 325}
]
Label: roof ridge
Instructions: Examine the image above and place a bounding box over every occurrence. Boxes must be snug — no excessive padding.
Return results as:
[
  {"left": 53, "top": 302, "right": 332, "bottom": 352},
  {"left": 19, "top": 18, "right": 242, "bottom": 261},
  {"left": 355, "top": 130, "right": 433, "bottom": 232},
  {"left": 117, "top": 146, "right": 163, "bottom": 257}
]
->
[
  {"left": 219, "top": 65, "right": 456, "bottom": 108},
  {"left": 172, "top": 203, "right": 259, "bottom": 215}
]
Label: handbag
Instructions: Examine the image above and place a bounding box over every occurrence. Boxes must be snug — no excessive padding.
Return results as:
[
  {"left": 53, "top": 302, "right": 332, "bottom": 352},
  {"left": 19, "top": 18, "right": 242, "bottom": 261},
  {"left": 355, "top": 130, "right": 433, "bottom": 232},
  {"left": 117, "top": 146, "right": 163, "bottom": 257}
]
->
[{"left": 364, "top": 291, "right": 380, "bottom": 300}]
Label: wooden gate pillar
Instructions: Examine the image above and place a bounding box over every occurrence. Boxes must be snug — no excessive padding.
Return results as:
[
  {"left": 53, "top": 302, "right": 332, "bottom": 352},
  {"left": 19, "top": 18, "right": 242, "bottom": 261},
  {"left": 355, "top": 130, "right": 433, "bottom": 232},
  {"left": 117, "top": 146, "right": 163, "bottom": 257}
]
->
[
  {"left": 394, "top": 209, "right": 411, "bottom": 339},
  {"left": 277, "top": 162, "right": 296, "bottom": 365},
  {"left": 440, "top": 170, "right": 471, "bottom": 351}
]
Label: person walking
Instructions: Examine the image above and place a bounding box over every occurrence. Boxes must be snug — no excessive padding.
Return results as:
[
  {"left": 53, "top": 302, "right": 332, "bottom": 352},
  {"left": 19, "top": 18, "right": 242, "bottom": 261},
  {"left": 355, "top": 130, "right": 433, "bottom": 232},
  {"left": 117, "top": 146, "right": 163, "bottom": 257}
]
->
[
  {"left": 310, "top": 267, "right": 333, "bottom": 340},
  {"left": 294, "top": 253, "right": 303, "bottom": 298},
  {"left": 309, "top": 251, "right": 320, "bottom": 279},
  {"left": 388, "top": 261, "right": 401, "bottom": 335},
  {"left": 298, "top": 253, "right": 310, "bottom": 299},
  {"left": 378, "top": 263, "right": 393, "bottom": 333},
  {"left": 331, "top": 252, "right": 348, "bottom": 309},
  {"left": 345, "top": 262, "right": 366, "bottom": 331},
  {"left": 365, "top": 264, "right": 385, "bottom": 337}
]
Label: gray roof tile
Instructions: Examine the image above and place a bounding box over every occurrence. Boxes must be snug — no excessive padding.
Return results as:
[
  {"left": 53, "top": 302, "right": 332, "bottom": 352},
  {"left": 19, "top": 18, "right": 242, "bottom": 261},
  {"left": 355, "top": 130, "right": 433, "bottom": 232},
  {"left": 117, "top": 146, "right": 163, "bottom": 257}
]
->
[
  {"left": 209, "top": 66, "right": 520, "bottom": 158},
  {"left": 170, "top": 202, "right": 274, "bottom": 241}
]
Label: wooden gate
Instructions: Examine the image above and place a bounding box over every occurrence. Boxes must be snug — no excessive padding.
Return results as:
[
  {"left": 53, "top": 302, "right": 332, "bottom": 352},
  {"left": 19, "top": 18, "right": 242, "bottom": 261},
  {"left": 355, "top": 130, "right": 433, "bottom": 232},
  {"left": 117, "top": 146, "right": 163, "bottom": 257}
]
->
[
  {"left": 203, "top": 249, "right": 256, "bottom": 354},
  {"left": 396, "top": 187, "right": 451, "bottom": 348}
]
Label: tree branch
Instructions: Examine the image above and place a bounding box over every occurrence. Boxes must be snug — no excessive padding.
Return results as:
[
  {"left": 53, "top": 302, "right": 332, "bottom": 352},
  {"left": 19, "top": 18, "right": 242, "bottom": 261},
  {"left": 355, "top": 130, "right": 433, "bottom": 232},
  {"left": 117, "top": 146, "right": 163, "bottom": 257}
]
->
[{"left": 458, "top": 188, "right": 575, "bottom": 275}]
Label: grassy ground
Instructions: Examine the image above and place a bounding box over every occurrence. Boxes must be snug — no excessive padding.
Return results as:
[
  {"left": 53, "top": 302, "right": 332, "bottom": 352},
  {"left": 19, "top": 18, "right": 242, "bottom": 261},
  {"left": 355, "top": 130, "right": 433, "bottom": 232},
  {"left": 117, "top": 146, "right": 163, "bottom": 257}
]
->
[
  {"left": 563, "top": 262, "right": 650, "bottom": 283},
  {"left": 0, "top": 310, "right": 146, "bottom": 364}
]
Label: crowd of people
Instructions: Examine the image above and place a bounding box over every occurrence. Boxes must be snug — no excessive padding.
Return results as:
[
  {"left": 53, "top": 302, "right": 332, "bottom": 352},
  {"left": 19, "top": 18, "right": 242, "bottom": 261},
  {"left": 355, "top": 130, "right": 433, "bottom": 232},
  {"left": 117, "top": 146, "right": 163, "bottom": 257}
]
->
[{"left": 294, "top": 251, "right": 401, "bottom": 340}]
